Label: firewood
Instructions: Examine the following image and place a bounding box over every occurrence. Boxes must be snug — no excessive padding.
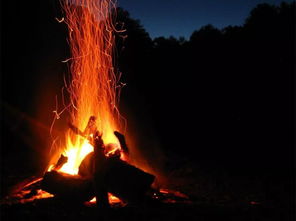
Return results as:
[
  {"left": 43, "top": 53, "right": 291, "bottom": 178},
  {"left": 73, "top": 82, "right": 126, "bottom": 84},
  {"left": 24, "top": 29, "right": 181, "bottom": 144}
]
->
[
  {"left": 42, "top": 158, "right": 155, "bottom": 204},
  {"left": 79, "top": 153, "right": 155, "bottom": 204},
  {"left": 68, "top": 122, "right": 86, "bottom": 138},
  {"left": 78, "top": 131, "right": 129, "bottom": 178},
  {"left": 53, "top": 155, "right": 68, "bottom": 171},
  {"left": 43, "top": 130, "right": 155, "bottom": 205},
  {"left": 114, "top": 131, "right": 129, "bottom": 154},
  {"left": 93, "top": 131, "right": 110, "bottom": 208},
  {"left": 41, "top": 171, "right": 94, "bottom": 202},
  {"left": 104, "top": 157, "right": 155, "bottom": 204},
  {"left": 68, "top": 116, "right": 100, "bottom": 144},
  {"left": 83, "top": 116, "right": 97, "bottom": 137},
  {"left": 78, "top": 152, "right": 94, "bottom": 178}
]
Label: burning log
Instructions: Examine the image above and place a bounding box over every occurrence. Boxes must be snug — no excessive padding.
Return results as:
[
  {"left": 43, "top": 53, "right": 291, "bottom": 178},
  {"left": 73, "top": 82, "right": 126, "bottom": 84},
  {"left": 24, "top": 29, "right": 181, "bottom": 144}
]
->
[
  {"left": 42, "top": 129, "right": 155, "bottom": 206},
  {"left": 68, "top": 122, "right": 86, "bottom": 138},
  {"left": 40, "top": 153, "right": 93, "bottom": 203},
  {"left": 53, "top": 155, "right": 68, "bottom": 171},
  {"left": 78, "top": 152, "right": 94, "bottom": 178},
  {"left": 114, "top": 131, "right": 129, "bottom": 154},
  {"left": 93, "top": 132, "right": 155, "bottom": 204},
  {"left": 83, "top": 116, "right": 97, "bottom": 137},
  {"left": 41, "top": 156, "right": 155, "bottom": 205},
  {"left": 78, "top": 130, "right": 127, "bottom": 178},
  {"left": 104, "top": 158, "right": 155, "bottom": 204},
  {"left": 78, "top": 130, "right": 155, "bottom": 204},
  {"left": 78, "top": 152, "right": 155, "bottom": 204},
  {"left": 93, "top": 131, "right": 110, "bottom": 208},
  {"left": 41, "top": 171, "right": 94, "bottom": 203},
  {"left": 68, "top": 116, "right": 98, "bottom": 143}
]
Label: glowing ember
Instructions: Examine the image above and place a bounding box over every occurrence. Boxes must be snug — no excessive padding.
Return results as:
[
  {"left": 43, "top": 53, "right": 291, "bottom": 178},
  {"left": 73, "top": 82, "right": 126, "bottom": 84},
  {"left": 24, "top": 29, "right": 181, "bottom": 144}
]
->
[
  {"left": 89, "top": 194, "right": 121, "bottom": 204},
  {"left": 53, "top": 0, "right": 124, "bottom": 175}
]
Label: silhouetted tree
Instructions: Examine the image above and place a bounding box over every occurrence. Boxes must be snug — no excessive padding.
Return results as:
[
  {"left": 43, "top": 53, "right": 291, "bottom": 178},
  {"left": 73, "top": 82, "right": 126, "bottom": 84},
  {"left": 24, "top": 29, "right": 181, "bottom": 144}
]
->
[
  {"left": 115, "top": 8, "right": 153, "bottom": 89},
  {"left": 114, "top": 2, "right": 294, "bottom": 167}
]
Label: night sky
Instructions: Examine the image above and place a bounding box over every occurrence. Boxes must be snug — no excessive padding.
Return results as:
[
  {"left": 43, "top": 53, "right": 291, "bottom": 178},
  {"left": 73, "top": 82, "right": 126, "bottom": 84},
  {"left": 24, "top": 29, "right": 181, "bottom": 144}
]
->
[{"left": 118, "top": 0, "right": 295, "bottom": 39}]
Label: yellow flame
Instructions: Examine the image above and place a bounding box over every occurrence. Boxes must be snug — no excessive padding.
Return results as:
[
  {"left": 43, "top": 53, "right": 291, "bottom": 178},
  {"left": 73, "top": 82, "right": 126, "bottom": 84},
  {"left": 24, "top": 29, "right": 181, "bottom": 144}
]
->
[{"left": 59, "top": 136, "right": 93, "bottom": 174}]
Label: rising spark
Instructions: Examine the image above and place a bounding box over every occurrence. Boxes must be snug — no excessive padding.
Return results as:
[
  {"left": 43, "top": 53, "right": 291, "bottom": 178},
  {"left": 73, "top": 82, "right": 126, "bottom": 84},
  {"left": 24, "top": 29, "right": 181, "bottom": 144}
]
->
[{"left": 53, "top": 0, "right": 124, "bottom": 175}]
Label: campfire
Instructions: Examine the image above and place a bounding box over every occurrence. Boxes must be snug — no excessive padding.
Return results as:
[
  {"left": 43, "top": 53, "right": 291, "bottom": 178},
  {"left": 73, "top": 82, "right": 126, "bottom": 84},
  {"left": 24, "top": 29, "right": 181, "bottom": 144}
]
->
[
  {"left": 50, "top": 0, "right": 125, "bottom": 176},
  {"left": 2, "top": 0, "right": 190, "bottom": 208}
]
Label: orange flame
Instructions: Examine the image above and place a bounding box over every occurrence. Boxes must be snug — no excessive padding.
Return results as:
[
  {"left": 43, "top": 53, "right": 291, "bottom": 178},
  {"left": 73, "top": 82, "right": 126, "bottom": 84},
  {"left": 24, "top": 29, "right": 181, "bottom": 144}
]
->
[{"left": 56, "top": 0, "right": 123, "bottom": 175}]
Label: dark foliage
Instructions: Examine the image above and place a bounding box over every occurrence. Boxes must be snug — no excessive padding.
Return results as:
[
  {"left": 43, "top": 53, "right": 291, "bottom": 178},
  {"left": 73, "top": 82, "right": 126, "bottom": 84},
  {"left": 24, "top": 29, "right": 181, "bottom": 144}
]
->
[{"left": 114, "top": 2, "right": 295, "bottom": 173}]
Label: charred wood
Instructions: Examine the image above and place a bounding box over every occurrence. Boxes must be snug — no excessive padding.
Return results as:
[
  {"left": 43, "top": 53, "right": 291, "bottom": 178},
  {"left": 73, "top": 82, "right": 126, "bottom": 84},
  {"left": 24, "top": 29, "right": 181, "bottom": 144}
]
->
[
  {"left": 79, "top": 153, "right": 155, "bottom": 204},
  {"left": 41, "top": 171, "right": 94, "bottom": 202},
  {"left": 53, "top": 155, "right": 68, "bottom": 171},
  {"left": 78, "top": 152, "right": 94, "bottom": 178},
  {"left": 114, "top": 131, "right": 129, "bottom": 154},
  {"left": 105, "top": 158, "right": 155, "bottom": 204},
  {"left": 93, "top": 131, "right": 110, "bottom": 208},
  {"left": 42, "top": 130, "right": 155, "bottom": 205}
]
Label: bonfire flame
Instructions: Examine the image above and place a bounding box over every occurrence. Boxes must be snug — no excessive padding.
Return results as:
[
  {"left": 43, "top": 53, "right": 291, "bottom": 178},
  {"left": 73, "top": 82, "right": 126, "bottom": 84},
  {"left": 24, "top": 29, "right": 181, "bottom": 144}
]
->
[
  {"left": 3, "top": 0, "right": 190, "bottom": 206},
  {"left": 56, "top": 0, "right": 123, "bottom": 175}
]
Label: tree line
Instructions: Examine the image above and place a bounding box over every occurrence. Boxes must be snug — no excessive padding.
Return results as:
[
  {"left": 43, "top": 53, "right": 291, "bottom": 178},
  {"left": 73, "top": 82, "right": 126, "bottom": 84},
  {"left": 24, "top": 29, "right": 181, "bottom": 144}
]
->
[{"left": 115, "top": 2, "right": 295, "bottom": 169}]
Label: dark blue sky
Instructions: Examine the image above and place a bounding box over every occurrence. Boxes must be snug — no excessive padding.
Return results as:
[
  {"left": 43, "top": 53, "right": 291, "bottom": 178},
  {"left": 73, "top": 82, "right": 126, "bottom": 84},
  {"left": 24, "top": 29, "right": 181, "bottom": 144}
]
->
[{"left": 117, "top": 0, "right": 294, "bottom": 39}]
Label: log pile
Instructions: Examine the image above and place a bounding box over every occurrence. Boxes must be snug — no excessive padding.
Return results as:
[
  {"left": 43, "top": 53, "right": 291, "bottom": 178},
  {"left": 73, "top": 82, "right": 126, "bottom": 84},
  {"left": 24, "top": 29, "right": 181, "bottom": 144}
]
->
[
  {"left": 41, "top": 171, "right": 93, "bottom": 202},
  {"left": 41, "top": 118, "right": 155, "bottom": 207}
]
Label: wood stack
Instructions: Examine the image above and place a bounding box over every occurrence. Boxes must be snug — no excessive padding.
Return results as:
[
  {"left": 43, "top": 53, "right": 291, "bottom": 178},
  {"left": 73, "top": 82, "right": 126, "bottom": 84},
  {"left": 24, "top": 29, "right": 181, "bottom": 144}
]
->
[{"left": 41, "top": 121, "right": 155, "bottom": 206}]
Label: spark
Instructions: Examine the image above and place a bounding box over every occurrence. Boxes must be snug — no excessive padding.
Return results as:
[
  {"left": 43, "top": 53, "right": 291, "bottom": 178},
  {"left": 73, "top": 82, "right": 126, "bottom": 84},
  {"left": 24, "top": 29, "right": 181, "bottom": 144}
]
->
[
  {"left": 51, "top": 0, "right": 126, "bottom": 175},
  {"left": 55, "top": 17, "right": 65, "bottom": 23}
]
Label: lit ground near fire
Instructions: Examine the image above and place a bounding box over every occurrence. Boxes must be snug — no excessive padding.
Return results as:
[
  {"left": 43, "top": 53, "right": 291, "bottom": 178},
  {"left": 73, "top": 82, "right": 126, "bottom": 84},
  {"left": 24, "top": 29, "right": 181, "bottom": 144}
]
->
[{"left": 1, "top": 155, "right": 293, "bottom": 221}]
